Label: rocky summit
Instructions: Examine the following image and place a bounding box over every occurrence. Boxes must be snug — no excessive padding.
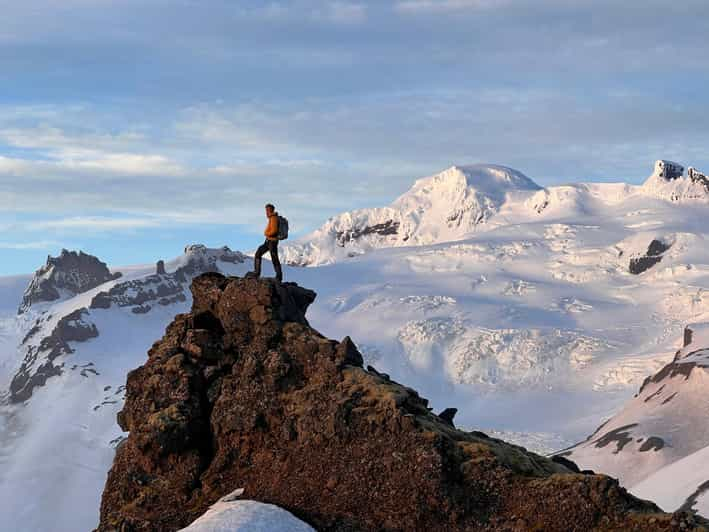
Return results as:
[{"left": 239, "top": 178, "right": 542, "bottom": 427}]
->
[
  {"left": 18, "top": 249, "right": 122, "bottom": 314},
  {"left": 98, "top": 274, "right": 705, "bottom": 531}
]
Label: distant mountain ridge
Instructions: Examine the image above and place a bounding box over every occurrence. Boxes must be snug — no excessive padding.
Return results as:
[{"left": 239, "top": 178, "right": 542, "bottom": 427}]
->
[
  {"left": 282, "top": 164, "right": 542, "bottom": 266},
  {"left": 283, "top": 161, "right": 709, "bottom": 266}
]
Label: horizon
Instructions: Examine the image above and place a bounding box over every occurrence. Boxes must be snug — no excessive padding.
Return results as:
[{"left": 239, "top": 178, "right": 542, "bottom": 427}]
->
[{"left": 2, "top": 0, "right": 709, "bottom": 275}]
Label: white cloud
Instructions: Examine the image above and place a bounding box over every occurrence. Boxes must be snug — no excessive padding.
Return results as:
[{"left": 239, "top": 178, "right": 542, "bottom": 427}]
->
[
  {"left": 315, "top": 2, "right": 367, "bottom": 24},
  {"left": 60, "top": 153, "right": 186, "bottom": 177},
  {"left": 229, "top": 1, "right": 367, "bottom": 25},
  {"left": 0, "top": 156, "right": 36, "bottom": 176},
  {"left": 0, "top": 121, "right": 186, "bottom": 178},
  {"left": 0, "top": 240, "right": 62, "bottom": 250},
  {"left": 0, "top": 152, "right": 186, "bottom": 179},
  {"left": 25, "top": 216, "right": 163, "bottom": 232},
  {"left": 395, "top": 0, "right": 506, "bottom": 13}
]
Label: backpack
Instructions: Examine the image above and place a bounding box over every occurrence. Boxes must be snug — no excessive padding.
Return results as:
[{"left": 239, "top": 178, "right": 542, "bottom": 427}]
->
[{"left": 277, "top": 216, "right": 289, "bottom": 240}]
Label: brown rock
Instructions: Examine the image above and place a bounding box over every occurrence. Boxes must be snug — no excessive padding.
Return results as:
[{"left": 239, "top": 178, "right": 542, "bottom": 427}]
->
[{"left": 97, "top": 274, "right": 707, "bottom": 532}]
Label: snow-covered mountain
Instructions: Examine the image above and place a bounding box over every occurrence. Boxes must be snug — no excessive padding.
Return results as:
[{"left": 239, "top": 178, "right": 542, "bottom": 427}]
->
[
  {"left": 564, "top": 322, "right": 709, "bottom": 515},
  {"left": 18, "top": 249, "right": 122, "bottom": 315},
  {"left": 3, "top": 160, "right": 709, "bottom": 530},
  {"left": 283, "top": 161, "right": 709, "bottom": 267},
  {"left": 281, "top": 164, "right": 541, "bottom": 266}
]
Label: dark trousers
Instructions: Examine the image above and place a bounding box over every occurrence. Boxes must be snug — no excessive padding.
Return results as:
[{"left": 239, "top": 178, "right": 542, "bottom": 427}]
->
[{"left": 254, "top": 239, "right": 282, "bottom": 281}]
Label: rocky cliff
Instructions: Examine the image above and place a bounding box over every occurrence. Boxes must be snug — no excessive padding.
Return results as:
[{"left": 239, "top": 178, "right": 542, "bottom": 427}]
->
[
  {"left": 98, "top": 274, "right": 705, "bottom": 531},
  {"left": 18, "top": 249, "right": 122, "bottom": 314}
]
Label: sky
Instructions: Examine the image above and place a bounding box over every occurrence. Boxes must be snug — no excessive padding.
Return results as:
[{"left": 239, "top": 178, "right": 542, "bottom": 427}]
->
[{"left": 1, "top": 0, "right": 708, "bottom": 275}]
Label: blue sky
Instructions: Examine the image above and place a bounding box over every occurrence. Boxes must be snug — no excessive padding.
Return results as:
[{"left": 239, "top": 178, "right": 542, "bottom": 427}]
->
[{"left": 1, "top": 0, "right": 708, "bottom": 275}]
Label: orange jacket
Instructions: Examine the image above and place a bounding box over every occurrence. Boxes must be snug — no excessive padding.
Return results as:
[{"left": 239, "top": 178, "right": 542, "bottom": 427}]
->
[{"left": 264, "top": 212, "right": 279, "bottom": 240}]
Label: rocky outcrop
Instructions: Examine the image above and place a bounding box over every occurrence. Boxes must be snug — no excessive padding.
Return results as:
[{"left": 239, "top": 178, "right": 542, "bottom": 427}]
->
[
  {"left": 629, "top": 239, "right": 672, "bottom": 275},
  {"left": 98, "top": 274, "right": 704, "bottom": 531},
  {"left": 335, "top": 220, "right": 400, "bottom": 247},
  {"left": 689, "top": 167, "right": 709, "bottom": 190},
  {"left": 19, "top": 249, "right": 122, "bottom": 314}
]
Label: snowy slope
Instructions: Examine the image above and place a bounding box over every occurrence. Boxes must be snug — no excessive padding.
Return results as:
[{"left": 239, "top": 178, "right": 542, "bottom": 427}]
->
[
  {"left": 3, "top": 160, "right": 709, "bottom": 529},
  {"left": 633, "top": 443, "right": 709, "bottom": 516},
  {"left": 0, "top": 275, "right": 31, "bottom": 405},
  {"left": 564, "top": 322, "right": 709, "bottom": 510},
  {"left": 562, "top": 323, "right": 709, "bottom": 485}
]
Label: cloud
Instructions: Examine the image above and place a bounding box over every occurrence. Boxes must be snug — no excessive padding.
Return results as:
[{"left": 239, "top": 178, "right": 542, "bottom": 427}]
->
[
  {"left": 60, "top": 153, "right": 186, "bottom": 177},
  {"left": 0, "top": 240, "right": 62, "bottom": 250},
  {"left": 25, "top": 216, "right": 164, "bottom": 232},
  {"left": 395, "top": 0, "right": 506, "bottom": 13},
  {"left": 315, "top": 2, "right": 367, "bottom": 24}
]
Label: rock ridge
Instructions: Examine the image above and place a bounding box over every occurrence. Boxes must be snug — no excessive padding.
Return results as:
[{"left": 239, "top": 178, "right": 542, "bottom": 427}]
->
[{"left": 98, "top": 274, "right": 705, "bottom": 531}]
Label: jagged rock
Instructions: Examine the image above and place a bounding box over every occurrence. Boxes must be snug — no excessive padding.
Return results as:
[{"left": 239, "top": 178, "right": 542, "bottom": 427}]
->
[
  {"left": 97, "top": 274, "right": 704, "bottom": 531},
  {"left": 156, "top": 260, "right": 166, "bottom": 275},
  {"left": 689, "top": 167, "right": 709, "bottom": 190},
  {"left": 18, "top": 249, "right": 121, "bottom": 314},
  {"left": 438, "top": 407, "right": 457, "bottom": 427},
  {"left": 654, "top": 160, "right": 685, "bottom": 180},
  {"left": 10, "top": 308, "right": 98, "bottom": 402}
]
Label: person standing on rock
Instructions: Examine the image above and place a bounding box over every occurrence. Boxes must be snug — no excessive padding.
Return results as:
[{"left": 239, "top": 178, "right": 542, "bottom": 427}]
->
[{"left": 248, "top": 203, "right": 283, "bottom": 282}]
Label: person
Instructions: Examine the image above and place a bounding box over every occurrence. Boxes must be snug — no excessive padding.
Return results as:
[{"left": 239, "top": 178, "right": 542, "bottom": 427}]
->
[{"left": 248, "top": 203, "right": 283, "bottom": 282}]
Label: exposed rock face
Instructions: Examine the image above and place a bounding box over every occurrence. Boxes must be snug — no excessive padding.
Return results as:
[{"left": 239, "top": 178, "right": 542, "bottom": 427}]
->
[
  {"left": 19, "top": 249, "right": 122, "bottom": 314},
  {"left": 689, "top": 167, "right": 709, "bottom": 190},
  {"left": 10, "top": 308, "right": 98, "bottom": 402},
  {"left": 98, "top": 274, "right": 703, "bottom": 531},
  {"left": 335, "top": 220, "right": 400, "bottom": 247},
  {"left": 629, "top": 239, "right": 672, "bottom": 274}
]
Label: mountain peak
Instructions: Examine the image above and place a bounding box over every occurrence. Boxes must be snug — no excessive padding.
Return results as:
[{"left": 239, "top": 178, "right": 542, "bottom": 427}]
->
[
  {"left": 18, "top": 249, "right": 122, "bottom": 314},
  {"left": 641, "top": 161, "right": 709, "bottom": 202},
  {"left": 399, "top": 164, "right": 541, "bottom": 204},
  {"left": 283, "top": 163, "right": 540, "bottom": 266},
  {"left": 98, "top": 273, "right": 702, "bottom": 531},
  {"left": 453, "top": 163, "right": 541, "bottom": 190}
]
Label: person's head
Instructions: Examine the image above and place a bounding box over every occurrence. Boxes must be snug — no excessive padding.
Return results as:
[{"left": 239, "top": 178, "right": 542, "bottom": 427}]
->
[{"left": 265, "top": 203, "right": 275, "bottom": 216}]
